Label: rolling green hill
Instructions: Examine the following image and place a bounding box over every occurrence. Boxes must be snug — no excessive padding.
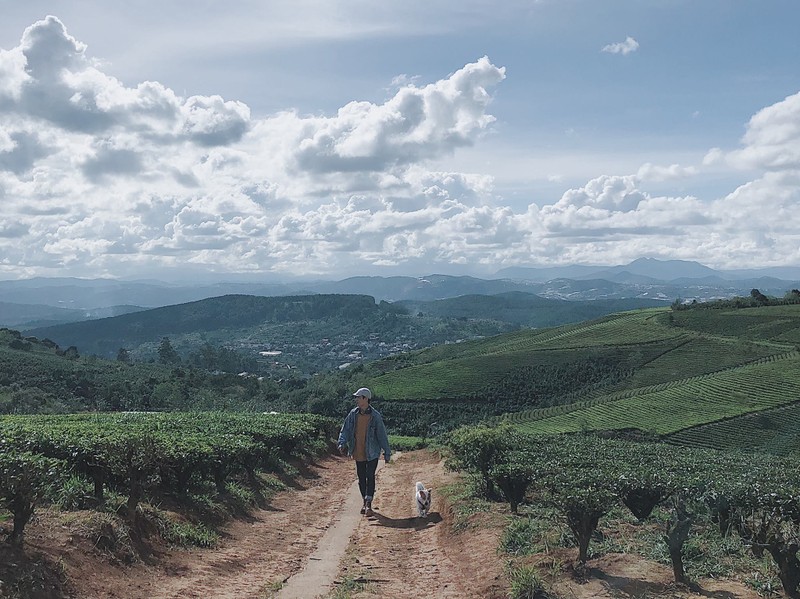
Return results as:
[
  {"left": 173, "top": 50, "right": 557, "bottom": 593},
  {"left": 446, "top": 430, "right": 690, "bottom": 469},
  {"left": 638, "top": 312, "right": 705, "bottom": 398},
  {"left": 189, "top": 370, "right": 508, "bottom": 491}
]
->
[
  {"left": 501, "top": 351, "right": 800, "bottom": 435},
  {"left": 27, "top": 294, "right": 388, "bottom": 354},
  {"left": 362, "top": 309, "right": 687, "bottom": 400},
  {"left": 352, "top": 303, "right": 800, "bottom": 447}
]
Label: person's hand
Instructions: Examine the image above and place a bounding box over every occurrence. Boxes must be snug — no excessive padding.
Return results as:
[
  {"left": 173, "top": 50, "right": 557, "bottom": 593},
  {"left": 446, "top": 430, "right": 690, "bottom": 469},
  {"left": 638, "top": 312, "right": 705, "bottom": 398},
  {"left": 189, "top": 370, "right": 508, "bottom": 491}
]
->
[{"left": 338, "top": 445, "right": 346, "bottom": 456}]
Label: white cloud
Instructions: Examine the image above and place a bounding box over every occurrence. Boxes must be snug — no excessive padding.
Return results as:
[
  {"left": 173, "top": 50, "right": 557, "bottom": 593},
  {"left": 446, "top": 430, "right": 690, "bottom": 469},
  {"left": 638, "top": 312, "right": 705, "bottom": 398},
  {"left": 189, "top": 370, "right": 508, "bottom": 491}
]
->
[
  {"left": 289, "top": 57, "right": 505, "bottom": 174},
  {"left": 1, "top": 15, "right": 800, "bottom": 278},
  {"left": 389, "top": 74, "right": 422, "bottom": 88},
  {"left": 601, "top": 36, "right": 639, "bottom": 55},
  {"left": 636, "top": 162, "right": 697, "bottom": 182},
  {"left": 0, "top": 17, "right": 513, "bottom": 277},
  {"left": 551, "top": 175, "right": 646, "bottom": 212},
  {"left": 726, "top": 91, "right": 800, "bottom": 170},
  {"left": 702, "top": 147, "right": 724, "bottom": 166}
]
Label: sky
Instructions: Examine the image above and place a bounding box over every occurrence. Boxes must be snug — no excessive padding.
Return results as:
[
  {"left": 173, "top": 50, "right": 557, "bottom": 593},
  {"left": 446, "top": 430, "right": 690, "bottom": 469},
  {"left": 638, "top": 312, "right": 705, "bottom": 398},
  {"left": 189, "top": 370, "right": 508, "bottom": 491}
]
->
[{"left": 1, "top": 0, "right": 800, "bottom": 282}]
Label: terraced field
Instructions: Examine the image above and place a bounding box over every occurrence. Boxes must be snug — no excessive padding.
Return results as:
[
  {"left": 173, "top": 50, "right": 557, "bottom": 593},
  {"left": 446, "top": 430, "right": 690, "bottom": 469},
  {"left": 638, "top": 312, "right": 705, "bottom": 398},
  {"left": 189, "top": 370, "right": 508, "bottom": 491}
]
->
[
  {"left": 369, "top": 309, "right": 684, "bottom": 399},
  {"left": 666, "top": 401, "right": 800, "bottom": 455},
  {"left": 504, "top": 351, "right": 800, "bottom": 435},
  {"left": 672, "top": 304, "right": 800, "bottom": 343},
  {"left": 589, "top": 334, "right": 786, "bottom": 393}
]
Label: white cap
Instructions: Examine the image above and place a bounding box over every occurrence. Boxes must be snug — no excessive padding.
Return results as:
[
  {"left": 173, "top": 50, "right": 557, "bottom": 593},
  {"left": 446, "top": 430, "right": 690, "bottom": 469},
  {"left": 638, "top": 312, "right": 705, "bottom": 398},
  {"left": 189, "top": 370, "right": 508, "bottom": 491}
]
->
[{"left": 353, "top": 387, "right": 372, "bottom": 399}]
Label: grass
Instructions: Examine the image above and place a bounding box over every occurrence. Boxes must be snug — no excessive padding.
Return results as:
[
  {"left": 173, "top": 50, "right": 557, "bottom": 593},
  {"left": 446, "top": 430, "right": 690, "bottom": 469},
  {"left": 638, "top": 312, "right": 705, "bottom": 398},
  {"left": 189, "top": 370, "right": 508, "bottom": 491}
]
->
[
  {"left": 507, "top": 563, "right": 551, "bottom": 599},
  {"left": 257, "top": 579, "right": 285, "bottom": 599},
  {"left": 500, "top": 507, "right": 574, "bottom": 556},
  {"left": 326, "top": 575, "right": 367, "bottom": 599},
  {"left": 141, "top": 506, "right": 219, "bottom": 547},
  {"left": 438, "top": 478, "right": 497, "bottom": 533},
  {"left": 59, "top": 511, "right": 136, "bottom": 563}
]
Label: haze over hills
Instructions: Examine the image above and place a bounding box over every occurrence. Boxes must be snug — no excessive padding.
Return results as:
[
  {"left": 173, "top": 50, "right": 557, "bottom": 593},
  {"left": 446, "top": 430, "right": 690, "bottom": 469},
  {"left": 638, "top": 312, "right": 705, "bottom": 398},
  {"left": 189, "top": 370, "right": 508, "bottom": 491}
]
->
[
  {"left": 0, "top": 301, "right": 144, "bottom": 329},
  {"left": 495, "top": 258, "right": 800, "bottom": 283},
  {"left": 1, "top": 260, "right": 799, "bottom": 322}
]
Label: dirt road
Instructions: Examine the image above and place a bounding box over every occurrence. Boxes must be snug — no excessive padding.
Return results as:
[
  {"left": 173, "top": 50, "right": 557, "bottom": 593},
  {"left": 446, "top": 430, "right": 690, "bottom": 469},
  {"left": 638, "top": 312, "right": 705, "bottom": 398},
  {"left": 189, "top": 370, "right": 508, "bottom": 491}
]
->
[
  {"left": 335, "top": 450, "right": 505, "bottom": 599},
  {"left": 60, "top": 450, "right": 503, "bottom": 599}
]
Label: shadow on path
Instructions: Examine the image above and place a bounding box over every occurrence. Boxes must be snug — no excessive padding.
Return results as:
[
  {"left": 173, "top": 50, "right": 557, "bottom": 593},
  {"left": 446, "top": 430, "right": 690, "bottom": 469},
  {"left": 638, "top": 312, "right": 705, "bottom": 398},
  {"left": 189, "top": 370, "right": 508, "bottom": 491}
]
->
[{"left": 369, "top": 511, "right": 442, "bottom": 531}]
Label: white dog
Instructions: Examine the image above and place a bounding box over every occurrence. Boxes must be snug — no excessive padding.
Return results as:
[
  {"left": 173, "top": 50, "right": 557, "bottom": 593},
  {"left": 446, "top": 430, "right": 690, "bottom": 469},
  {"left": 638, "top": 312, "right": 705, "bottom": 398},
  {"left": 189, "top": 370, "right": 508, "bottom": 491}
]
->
[{"left": 415, "top": 481, "right": 432, "bottom": 518}]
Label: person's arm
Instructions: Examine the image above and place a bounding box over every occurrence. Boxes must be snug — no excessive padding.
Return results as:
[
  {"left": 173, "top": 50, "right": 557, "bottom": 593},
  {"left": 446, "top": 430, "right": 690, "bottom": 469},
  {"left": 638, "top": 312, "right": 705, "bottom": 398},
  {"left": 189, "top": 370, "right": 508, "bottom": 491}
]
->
[
  {"left": 337, "top": 411, "right": 353, "bottom": 453},
  {"left": 376, "top": 414, "right": 391, "bottom": 462}
]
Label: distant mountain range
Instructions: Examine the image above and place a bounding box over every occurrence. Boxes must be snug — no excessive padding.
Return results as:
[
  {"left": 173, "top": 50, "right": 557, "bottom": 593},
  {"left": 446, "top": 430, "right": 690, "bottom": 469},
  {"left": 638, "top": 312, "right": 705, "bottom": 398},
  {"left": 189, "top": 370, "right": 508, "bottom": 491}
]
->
[
  {"left": 0, "top": 301, "right": 144, "bottom": 329},
  {"left": 1, "top": 259, "right": 799, "bottom": 330},
  {"left": 495, "top": 258, "right": 800, "bottom": 283}
]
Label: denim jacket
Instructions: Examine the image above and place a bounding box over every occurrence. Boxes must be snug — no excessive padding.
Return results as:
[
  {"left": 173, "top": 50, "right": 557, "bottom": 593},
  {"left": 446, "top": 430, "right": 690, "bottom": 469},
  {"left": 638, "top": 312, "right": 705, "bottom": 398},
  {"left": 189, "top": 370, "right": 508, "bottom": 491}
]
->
[{"left": 337, "top": 406, "right": 391, "bottom": 463}]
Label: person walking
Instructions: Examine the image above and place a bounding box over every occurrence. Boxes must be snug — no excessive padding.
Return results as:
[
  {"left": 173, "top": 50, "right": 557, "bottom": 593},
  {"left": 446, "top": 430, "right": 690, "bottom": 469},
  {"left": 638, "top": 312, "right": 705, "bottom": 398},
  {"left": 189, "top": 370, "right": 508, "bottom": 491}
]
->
[{"left": 337, "top": 387, "right": 391, "bottom": 516}]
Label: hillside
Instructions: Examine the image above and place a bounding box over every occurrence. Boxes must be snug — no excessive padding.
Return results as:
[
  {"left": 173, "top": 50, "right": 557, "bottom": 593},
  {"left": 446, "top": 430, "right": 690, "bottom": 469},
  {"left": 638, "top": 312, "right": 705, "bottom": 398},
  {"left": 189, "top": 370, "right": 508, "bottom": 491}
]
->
[
  {"left": 24, "top": 293, "right": 521, "bottom": 373},
  {"left": 0, "top": 328, "right": 283, "bottom": 413},
  {"left": 8, "top": 293, "right": 800, "bottom": 453},
  {"left": 23, "top": 292, "right": 667, "bottom": 376},
  {"left": 395, "top": 292, "right": 666, "bottom": 327},
  {"left": 350, "top": 302, "right": 800, "bottom": 450},
  {"left": 4, "top": 299, "right": 800, "bottom": 597}
]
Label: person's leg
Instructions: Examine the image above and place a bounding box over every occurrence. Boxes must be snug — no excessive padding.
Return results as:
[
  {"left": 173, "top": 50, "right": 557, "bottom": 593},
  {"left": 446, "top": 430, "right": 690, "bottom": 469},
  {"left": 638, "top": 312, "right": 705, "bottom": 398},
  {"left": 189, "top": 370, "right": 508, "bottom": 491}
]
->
[
  {"left": 363, "top": 458, "right": 379, "bottom": 514},
  {"left": 356, "top": 460, "right": 368, "bottom": 513}
]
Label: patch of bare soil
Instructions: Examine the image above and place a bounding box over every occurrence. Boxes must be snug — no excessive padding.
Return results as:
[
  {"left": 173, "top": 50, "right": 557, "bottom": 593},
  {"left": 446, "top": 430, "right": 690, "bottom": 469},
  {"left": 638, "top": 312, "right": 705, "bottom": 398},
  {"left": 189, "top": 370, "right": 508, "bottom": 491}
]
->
[
  {"left": 514, "top": 541, "right": 766, "bottom": 599},
  {"left": 544, "top": 551, "right": 765, "bottom": 599}
]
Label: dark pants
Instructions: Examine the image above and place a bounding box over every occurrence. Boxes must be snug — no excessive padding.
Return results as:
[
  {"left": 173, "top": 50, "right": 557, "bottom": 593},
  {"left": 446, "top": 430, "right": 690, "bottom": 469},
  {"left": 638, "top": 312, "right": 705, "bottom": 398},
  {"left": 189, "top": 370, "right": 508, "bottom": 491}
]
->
[{"left": 356, "top": 458, "right": 379, "bottom": 501}]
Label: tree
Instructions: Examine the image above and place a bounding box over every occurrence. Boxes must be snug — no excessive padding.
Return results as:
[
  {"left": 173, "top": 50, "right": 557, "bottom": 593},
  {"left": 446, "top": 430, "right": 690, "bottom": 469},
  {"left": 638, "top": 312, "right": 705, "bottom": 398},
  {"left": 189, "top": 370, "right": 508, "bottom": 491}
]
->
[
  {"left": 117, "top": 347, "right": 131, "bottom": 364},
  {"left": 158, "top": 337, "right": 180, "bottom": 365},
  {"left": 489, "top": 460, "right": 534, "bottom": 514},
  {"left": 750, "top": 288, "right": 769, "bottom": 306},
  {"left": 0, "top": 453, "right": 66, "bottom": 544}
]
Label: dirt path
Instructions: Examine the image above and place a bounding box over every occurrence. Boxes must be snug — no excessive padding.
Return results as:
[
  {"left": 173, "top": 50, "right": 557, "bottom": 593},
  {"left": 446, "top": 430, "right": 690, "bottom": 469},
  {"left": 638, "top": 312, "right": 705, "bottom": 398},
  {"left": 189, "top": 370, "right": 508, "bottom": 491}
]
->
[
  {"left": 60, "top": 454, "right": 357, "bottom": 599},
  {"left": 59, "top": 450, "right": 501, "bottom": 599},
  {"left": 335, "top": 450, "right": 505, "bottom": 599},
  {"left": 146, "top": 456, "right": 356, "bottom": 599},
  {"left": 275, "top": 461, "right": 387, "bottom": 599}
]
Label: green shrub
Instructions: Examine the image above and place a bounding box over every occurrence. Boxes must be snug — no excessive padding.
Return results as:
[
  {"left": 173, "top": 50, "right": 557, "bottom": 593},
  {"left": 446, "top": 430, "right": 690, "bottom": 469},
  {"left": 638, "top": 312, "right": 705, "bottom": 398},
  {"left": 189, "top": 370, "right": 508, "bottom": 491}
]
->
[
  {"left": 508, "top": 564, "right": 550, "bottom": 599},
  {"left": 388, "top": 435, "right": 427, "bottom": 451},
  {"left": 162, "top": 519, "right": 218, "bottom": 547},
  {"left": 52, "top": 474, "right": 94, "bottom": 510}
]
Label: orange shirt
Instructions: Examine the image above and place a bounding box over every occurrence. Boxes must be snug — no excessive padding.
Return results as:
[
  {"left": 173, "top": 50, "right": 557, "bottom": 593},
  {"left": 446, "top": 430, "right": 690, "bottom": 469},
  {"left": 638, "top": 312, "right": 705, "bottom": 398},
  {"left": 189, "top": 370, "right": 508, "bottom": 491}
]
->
[{"left": 353, "top": 411, "right": 371, "bottom": 461}]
